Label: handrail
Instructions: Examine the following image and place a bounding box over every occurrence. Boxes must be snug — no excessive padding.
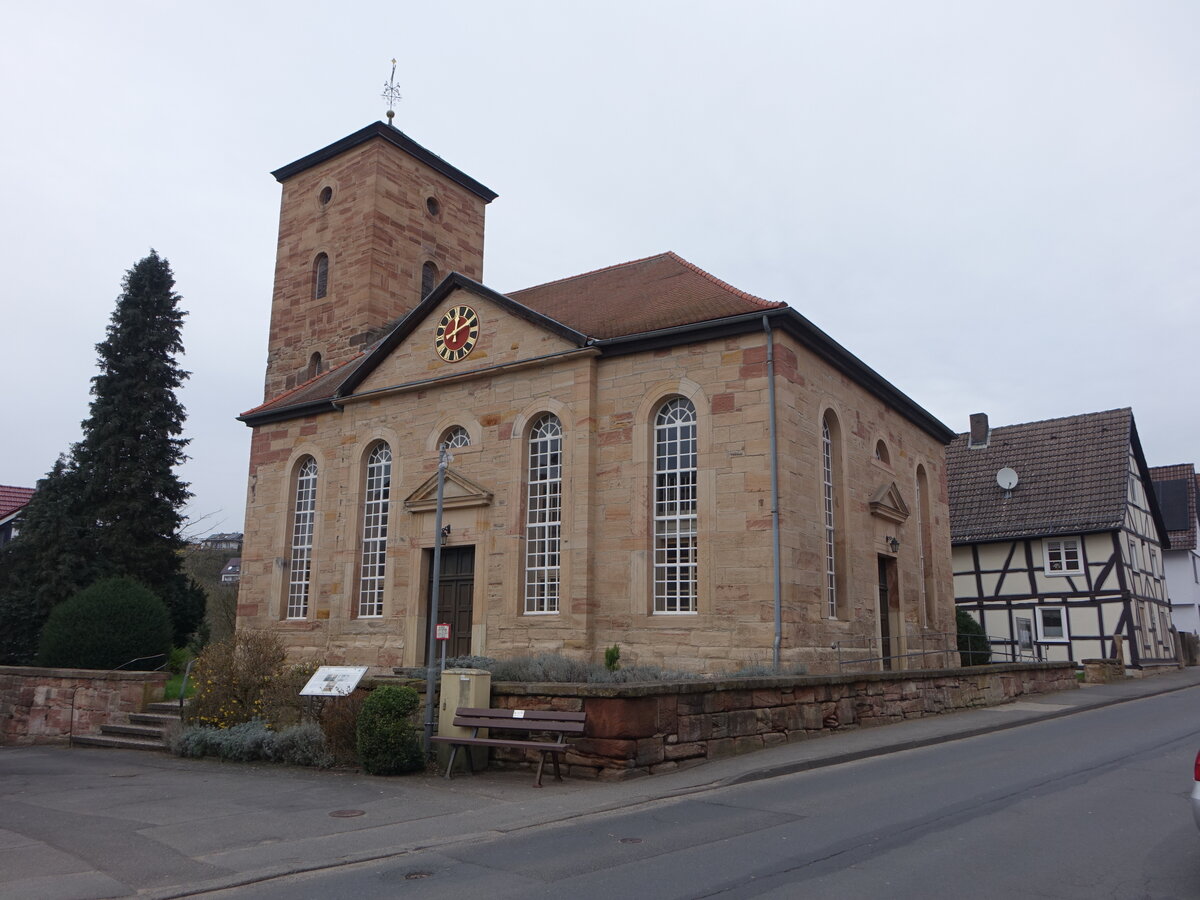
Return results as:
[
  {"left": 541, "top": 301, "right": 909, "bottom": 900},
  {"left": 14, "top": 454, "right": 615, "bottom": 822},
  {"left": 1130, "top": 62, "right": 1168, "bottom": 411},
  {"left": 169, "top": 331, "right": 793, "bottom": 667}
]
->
[
  {"left": 833, "top": 632, "right": 1036, "bottom": 672},
  {"left": 68, "top": 653, "right": 167, "bottom": 747},
  {"left": 177, "top": 658, "right": 196, "bottom": 720}
]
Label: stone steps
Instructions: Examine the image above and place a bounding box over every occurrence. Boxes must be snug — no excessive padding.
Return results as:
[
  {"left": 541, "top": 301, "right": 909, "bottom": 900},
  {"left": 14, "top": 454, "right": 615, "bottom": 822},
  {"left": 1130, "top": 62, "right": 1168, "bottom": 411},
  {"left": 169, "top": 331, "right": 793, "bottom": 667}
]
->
[{"left": 74, "top": 698, "right": 186, "bottom": 753}]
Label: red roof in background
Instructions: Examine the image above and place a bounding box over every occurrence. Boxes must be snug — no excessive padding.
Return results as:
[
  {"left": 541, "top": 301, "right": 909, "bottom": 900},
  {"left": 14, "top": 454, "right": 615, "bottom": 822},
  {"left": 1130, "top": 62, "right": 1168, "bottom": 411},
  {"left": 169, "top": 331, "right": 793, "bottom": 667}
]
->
[
  {"left": 507, "top": 252, "right": 785, "bottom": 339},
  {"left": 0, "top": 485, "right": 35, "bottom": 520}
]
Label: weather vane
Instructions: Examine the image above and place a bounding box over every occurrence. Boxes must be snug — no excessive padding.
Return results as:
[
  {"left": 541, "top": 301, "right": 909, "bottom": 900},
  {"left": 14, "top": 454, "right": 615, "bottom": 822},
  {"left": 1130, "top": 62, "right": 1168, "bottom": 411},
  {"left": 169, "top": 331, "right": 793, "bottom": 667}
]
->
[{"left": 382, "top": 58, "right": 402, "bottom": 127}]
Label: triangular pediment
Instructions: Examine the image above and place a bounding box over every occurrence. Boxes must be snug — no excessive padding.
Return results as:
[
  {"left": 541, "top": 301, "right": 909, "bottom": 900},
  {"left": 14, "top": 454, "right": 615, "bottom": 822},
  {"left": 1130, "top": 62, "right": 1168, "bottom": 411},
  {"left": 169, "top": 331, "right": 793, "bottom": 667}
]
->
[
  {"left": 869, "top": 481, "right": 910, "bottom": 524},
  {"left": 404, "top": 467, "right": 494, "bottom": 513}
]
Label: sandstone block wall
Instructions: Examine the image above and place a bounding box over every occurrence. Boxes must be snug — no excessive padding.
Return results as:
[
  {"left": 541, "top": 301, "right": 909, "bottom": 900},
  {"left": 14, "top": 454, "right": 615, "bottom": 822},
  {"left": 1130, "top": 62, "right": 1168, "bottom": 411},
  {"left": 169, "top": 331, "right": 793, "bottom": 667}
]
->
[
  {"left": 483, "top": 663, "right": 1077, "bottom": 779},
  {"left": 0, "top": 667, "right": 167, "bottom": 745}
]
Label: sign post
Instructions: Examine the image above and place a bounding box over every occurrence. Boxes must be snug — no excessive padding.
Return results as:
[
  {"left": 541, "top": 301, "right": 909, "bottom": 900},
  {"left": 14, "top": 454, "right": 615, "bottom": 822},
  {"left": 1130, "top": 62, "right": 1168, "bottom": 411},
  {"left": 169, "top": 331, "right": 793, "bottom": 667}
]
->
[{"left": 436, "top": 623, "right": 450, "bottom": 674}]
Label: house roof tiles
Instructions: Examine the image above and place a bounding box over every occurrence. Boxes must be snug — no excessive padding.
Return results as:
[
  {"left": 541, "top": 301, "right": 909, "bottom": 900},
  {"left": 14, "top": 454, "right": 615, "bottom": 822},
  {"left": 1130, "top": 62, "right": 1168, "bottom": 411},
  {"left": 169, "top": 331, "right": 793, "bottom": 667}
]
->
[
  {"left": 946, "top": 409, "right": 1135, "bottom": 545},
  {"left": 0, "top": 485, "right": 35, "bottom": 520}
]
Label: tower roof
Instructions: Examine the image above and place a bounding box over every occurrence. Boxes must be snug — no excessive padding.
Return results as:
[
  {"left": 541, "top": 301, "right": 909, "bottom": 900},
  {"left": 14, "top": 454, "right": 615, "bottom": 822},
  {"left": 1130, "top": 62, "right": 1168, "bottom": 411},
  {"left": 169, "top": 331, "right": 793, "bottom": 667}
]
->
[{"left": 271, "top": 122, "right": 498, "bottom": 203}]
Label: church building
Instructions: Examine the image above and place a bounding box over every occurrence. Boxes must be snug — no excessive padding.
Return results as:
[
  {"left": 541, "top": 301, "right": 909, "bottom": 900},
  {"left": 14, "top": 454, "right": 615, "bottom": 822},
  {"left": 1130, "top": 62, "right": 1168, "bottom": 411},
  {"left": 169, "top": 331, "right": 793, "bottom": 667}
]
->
[{"left": 236, "top": 121, "right": 958, "bottom": 675}]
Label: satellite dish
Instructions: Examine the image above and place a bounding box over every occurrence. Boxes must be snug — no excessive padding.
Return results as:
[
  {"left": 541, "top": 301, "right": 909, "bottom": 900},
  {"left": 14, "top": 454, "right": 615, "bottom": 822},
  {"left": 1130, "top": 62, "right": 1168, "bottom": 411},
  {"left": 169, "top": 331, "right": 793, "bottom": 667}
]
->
[{"left": 996, "top": 467, "right": 1019, "bottom": 491}]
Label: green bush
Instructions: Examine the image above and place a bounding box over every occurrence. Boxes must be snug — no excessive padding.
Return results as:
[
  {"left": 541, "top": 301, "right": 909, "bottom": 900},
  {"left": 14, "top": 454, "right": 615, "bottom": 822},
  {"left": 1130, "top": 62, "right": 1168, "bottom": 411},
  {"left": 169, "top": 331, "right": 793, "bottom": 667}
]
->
[
  {"left": 36, "top": 577, "right": 172, "bottom": 670},
  {"left": 957, "top": 608, "right": 992, "bottom": 667},
  {"left": 604, "top": 644, "right": 621, "bottom": 671},
  {"left": 356, "top": 685, "right": 425, "bottom": 775},
  {"left": 172, "top": 720, "right": 332, "bottom": 768}
]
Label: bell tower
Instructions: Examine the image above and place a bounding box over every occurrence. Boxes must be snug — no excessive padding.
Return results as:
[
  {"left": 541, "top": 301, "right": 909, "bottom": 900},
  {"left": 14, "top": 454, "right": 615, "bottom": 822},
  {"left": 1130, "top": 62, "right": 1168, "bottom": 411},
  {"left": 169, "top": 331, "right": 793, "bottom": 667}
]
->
[{"left": 263, "top": 123, "right": 497, "bottom": 399}]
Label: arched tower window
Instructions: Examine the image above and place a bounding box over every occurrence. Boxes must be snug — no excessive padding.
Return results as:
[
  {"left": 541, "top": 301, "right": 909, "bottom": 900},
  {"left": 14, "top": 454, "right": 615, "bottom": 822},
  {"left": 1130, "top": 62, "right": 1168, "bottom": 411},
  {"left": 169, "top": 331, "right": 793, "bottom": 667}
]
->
[
  {"left": 358, "top": 443, "right": 391, "bottom": 618},
  {"left": 524, "top": 414, "right": 562, "bottom": 614},
  {"left": 287, "top": 457, "right": 318, "bottom": 619},
  {"left": 306, "top": 352, "right": 323, "bottom": 381},
  {"left": 874, "top": 440, "right": 890, "bottom": 464},
  {"left": 822, "top": 412, "right": 845, "bottom": 619},
  {"left": 313, "top": 253, "right": 329, "bottom": 300},
  {"left": 654, "top": 397, "right": 698, "bottom": 613},
  {"left": 421, "top": 261, "right": 439, "bottom": 299}
]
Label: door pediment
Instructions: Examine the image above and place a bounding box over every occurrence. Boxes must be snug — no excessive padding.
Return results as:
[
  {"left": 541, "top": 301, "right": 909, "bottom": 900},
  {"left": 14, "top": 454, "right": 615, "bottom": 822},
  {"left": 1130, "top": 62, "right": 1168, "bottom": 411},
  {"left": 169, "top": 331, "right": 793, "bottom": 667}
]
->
[
  {"left": 404, "top": 468, "right": 494, "bottom": 512},
  {"left": 869, "top": 481, "right": 910, "bottom": 524}
]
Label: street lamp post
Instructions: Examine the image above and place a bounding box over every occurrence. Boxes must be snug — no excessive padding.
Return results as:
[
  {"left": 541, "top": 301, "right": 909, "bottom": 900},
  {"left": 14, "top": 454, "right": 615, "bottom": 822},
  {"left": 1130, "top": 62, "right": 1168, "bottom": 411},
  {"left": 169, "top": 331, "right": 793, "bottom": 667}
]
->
[{"left": 422, "top": 445, "right": 452, "bottom": 754}]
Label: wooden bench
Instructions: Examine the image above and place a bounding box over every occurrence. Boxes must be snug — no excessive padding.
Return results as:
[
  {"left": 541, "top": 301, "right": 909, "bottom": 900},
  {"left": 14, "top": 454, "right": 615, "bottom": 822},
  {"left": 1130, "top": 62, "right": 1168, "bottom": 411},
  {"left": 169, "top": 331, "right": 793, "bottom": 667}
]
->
[{"left": 431, "top": 707, "right": 586, "bottom": 787}]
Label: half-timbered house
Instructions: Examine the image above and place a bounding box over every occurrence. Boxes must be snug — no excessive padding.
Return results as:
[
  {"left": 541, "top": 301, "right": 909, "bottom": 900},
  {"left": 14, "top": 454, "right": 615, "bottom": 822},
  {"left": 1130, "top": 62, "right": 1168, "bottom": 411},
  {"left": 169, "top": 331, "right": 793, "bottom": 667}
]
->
[
  {"left": 947, "top": 409, "right": 1173, "bottom": 669},
  {"left": 1150, "top": 463, "right": 1200, "bottom": 636}
]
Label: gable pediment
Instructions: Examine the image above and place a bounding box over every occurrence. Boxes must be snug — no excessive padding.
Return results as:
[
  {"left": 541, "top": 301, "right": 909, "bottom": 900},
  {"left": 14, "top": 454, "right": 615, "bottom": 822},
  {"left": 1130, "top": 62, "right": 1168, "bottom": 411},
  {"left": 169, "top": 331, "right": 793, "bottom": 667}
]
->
[
  {"left": 870, "top": 481, "right": 910, "bottom": 524},
  {"left": 404, "top": 467, "right": 494, "bottom": 513}
]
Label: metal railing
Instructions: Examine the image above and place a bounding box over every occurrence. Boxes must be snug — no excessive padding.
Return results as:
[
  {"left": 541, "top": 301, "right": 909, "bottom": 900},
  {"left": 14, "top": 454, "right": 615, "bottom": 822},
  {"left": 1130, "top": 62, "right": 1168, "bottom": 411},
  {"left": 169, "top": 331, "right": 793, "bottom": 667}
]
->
[{"left": 833, "top": 632, "right": 1037, "bottom": 672}]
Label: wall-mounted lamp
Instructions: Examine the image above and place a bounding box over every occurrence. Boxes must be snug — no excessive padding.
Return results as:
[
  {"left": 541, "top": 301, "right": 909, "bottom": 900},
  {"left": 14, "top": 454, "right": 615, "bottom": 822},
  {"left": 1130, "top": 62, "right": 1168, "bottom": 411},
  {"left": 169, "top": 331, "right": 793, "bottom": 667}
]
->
[
  {"left": 440, "top": 524, "right": 452, "bottom": 544},
  {"left": 885, "top": 536, "right": 900, "bottom": 553}
]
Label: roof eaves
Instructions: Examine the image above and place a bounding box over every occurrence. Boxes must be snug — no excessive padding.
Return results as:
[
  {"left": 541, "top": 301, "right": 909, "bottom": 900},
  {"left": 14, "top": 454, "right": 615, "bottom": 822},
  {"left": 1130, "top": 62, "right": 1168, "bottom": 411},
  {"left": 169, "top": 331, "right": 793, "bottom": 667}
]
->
[{"left": 271, "top": 122, "right": 497, "bottom": 202}]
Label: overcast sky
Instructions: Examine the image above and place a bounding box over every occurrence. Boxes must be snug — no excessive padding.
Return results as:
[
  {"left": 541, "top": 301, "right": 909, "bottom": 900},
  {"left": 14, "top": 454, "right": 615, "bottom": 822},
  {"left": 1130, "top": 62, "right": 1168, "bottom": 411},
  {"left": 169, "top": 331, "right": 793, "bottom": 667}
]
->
[{"left": 4, "top": 1, "right": 1197, "bottom": 535}]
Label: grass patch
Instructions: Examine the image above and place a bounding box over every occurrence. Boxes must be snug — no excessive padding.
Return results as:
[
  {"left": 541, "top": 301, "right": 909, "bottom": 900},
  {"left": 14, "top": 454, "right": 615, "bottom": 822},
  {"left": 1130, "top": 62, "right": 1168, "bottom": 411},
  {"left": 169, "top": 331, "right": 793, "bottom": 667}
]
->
[{"left": 163, "top": 673, "right": 196, "bottom": 701}]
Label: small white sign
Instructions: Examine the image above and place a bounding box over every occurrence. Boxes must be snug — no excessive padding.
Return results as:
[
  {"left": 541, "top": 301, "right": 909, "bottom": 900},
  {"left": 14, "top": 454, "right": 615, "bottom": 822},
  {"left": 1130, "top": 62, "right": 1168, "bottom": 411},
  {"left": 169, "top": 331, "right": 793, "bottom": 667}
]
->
[
  {"left": 512, "top": 709, "right": 525, "bottom": 718},
  {"left": 435, "top": 623, "right": 451, "bottom": 641},
  {"left": 299, "top": 666, "right": 368, "bottom": 697}
]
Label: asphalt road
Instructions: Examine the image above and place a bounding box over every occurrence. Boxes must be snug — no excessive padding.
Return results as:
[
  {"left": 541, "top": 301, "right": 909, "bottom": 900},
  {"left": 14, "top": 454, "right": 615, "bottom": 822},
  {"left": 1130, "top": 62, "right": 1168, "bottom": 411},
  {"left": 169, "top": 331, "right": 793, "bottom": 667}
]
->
[{"left": 212, "top": 686, "right": 1200, "bottom": 899}]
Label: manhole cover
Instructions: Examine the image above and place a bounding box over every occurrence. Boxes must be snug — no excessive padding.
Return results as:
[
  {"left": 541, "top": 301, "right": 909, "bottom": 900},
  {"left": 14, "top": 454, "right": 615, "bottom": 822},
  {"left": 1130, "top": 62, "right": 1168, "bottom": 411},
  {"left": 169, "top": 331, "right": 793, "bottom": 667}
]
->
[
  {"left": 329, "top": 809, "right": 365, "bottom": 818},
  {"left": 619, "top": 837, "right": 643, "bottom": 844},
  {"left": 405, "top": 871, "right": 433, "bottom": 880}
]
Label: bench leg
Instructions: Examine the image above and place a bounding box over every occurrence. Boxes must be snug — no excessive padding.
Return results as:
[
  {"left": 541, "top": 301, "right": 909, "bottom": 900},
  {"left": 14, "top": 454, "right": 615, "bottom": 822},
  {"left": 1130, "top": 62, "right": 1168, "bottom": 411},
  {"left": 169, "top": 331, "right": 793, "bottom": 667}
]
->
[
  {"left": 534, "top": 751, "right": 547, "bottom": 788},
  {"left": 444, "top": 744, "right": 458, "bottom": 780},
  {"left": 552, "top": 750, "right": 563, "bottom": 782}
]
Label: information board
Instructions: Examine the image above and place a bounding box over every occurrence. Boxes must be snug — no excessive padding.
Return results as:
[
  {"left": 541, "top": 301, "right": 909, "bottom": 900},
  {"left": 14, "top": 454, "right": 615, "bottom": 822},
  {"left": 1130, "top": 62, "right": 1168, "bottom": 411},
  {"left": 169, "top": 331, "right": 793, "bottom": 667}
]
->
[{"left": 299, "top": 666, "right": 369, "bottom": 697}]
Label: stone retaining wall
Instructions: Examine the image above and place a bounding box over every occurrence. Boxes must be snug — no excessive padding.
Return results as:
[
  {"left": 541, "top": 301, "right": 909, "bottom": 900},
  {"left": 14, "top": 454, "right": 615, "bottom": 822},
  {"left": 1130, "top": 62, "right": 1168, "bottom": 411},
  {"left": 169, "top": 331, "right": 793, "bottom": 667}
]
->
[
  {"left": 0, "top": 666, "right": 168, "bottom": 745},
  {"left": 485, "top": 662, "right": 1077, "bottom": 779}
]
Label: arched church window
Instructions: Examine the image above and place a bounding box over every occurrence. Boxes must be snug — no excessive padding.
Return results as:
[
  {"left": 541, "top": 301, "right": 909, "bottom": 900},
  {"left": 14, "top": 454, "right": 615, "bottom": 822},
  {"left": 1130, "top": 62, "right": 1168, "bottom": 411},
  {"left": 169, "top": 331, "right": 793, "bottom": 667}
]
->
[
  {"left": 440, "top": 425, "right": 470, "bottom": 449},
  {"left": 287, "top": 457, "right": 318, "bottom": 619},
  {"left": 358, "top": 443, "right": 391, "bottom": 618},
  {"left": 654, "top": 398, "right": 698, "bottom": 613},
  {"left": 421, "top": 261, "right": 439, "bottom": 299},
  {"left": 524, "top": 414, "right": 562, "bottom": 614}
]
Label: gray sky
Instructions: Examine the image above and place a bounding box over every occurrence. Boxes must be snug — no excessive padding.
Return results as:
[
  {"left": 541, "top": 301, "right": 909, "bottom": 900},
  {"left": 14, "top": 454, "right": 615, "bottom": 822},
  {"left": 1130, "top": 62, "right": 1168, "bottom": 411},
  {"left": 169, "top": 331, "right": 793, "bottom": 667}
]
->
[{"left": 4, "top": 1, "right": 1197, "bottom": 535}]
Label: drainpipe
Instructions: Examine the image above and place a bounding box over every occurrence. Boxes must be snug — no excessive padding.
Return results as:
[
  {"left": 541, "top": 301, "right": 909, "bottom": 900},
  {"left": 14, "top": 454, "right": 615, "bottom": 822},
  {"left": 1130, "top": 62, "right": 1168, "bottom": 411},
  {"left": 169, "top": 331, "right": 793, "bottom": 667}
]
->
[{"left": 763, "top": 315, "right": 783, "bottom": 669}]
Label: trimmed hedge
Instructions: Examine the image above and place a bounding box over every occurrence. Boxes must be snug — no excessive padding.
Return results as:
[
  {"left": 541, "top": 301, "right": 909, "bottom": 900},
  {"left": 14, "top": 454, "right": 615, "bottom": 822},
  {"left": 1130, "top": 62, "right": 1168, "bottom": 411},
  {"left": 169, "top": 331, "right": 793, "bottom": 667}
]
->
[
  {"left": 36, "top": 577, "right": 172, "bottom": 670},
  {"left": 356, "top": 685, "right": 424, "bottom": 775}
]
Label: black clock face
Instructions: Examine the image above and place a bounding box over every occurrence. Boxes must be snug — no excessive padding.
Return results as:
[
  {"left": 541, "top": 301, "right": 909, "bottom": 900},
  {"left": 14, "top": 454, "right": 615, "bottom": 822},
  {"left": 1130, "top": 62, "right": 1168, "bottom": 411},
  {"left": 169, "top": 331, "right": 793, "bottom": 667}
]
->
[{"left": 434, "top": 305, "right": 480, "bottom": 362}]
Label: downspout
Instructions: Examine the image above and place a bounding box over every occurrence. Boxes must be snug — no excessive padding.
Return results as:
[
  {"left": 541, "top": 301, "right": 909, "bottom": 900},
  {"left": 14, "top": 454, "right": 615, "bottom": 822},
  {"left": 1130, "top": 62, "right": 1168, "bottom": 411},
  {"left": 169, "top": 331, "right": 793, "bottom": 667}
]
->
[{"left": 763, "top": 315, "right": 783, "bottom": 668}]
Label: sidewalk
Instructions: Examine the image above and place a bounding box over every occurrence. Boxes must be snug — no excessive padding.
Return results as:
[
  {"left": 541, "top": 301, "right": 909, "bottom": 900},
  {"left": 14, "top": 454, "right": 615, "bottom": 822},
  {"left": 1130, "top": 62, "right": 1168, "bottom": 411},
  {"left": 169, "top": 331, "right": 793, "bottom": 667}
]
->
[{"left": 4, "top": 666, "right": 1199, "bottom": 900}]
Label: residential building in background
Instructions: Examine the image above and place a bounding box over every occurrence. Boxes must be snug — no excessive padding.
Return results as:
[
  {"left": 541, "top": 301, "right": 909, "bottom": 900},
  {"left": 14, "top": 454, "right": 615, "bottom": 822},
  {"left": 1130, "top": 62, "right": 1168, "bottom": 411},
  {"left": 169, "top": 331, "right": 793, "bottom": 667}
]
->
[
  {"left": 0, "top": 486, "right": 35, "bottom": 548},
  {"left": 948, "top": 409, "right": 1174, "bottom": 669},
  {"left": 1150, "top": 464, "right": 1200, "bottom": 635}
]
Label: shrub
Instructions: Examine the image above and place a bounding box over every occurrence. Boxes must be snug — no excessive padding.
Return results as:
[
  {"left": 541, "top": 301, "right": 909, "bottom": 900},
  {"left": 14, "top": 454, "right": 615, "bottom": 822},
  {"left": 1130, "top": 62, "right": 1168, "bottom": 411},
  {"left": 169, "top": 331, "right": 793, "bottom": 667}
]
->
[
  {"left": 186, "top": 630, "right": 287, "bottom": 728},
  {"left": 604, "top": 644, "right": 621, "bottom": 671},
  {"left": 319, "top": 688, "right": 369, "bottom": 766},
  {"left": 957, "top": 609, "right": 992, "bottom": 667},
  {"left": 356, "top": 685, "right": 425, "bottom": 775},
  {"left": 36, "top": 577, "right": 172, "bottom": 671},
  {"left": 172, "top": 719, "right": 332, "bottom": 768}
]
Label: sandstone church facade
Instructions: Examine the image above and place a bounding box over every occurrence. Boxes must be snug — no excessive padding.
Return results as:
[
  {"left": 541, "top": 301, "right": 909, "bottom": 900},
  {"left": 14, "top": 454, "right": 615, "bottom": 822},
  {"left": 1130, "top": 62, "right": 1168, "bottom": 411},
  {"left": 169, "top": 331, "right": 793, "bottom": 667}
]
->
[{"left": 236, "top": 121, "right": 958, "bottom": 675}]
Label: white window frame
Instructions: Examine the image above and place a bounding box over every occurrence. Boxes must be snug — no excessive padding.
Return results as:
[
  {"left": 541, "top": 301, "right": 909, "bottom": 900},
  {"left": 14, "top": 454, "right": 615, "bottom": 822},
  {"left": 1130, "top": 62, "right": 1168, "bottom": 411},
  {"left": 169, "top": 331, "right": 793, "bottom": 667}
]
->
[
  {"left": 287, "top": 457, "right": 317, "bottom": 620},
  {"left": 357, "top": 443, "right": 391, "bottom": 618},
  {"left": 441, "top": 425, "right": 471, "bottom": 449},
  {"left": 1043, "top": 538, "right": 1082, "bottom": 576},
  {"left": 1035, "top": 606, "right": 1068, "bottom": 643},
  {"left": 524, "top": 415, "right": 562, "bottom": 614},
  {"left": 654, "top": 398, "right": 698, "bottom": 614}
]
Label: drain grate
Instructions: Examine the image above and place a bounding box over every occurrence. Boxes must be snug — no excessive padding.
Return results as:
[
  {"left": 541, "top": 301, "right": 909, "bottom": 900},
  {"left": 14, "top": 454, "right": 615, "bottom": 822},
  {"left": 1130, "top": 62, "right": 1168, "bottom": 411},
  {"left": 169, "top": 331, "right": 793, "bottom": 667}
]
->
[{"left": 328, "top": 809, "right": 365, "bottom": 818}]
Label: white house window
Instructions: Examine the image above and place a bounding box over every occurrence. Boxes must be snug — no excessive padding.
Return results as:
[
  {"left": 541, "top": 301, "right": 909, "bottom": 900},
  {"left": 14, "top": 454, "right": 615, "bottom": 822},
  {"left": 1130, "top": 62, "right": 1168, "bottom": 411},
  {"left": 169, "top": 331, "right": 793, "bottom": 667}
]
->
[
  {"left": 1044, "top": 538, "right": 1081, "bottom": 575},
  {"left": 358, "top": 443, "right": 391, "bottom": 618},
  {"left": 654, "top": 398, "right": 698, "bottom": 613},
  {"left": 441, "top": 425, "right": 471, "bottom": 449},
  {"left": 287, "top": 457, "right": 317, "bottom": 619},
  {"left": 524, "top": 414, "right": 562, "bottom": 614},
  {"left": 823, "top": 418, "right": 837, "bottom": 618},
  {"left": 1035, "top": 606, "right": 1068, "bottom": 642}
]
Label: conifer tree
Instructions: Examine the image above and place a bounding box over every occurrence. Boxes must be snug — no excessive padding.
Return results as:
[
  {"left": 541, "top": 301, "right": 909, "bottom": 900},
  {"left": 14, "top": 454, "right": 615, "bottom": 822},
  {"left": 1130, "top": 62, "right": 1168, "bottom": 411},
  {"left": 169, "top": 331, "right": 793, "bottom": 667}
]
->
[{"left": 0, "top": 251, "right": 204, "bottom": 660}]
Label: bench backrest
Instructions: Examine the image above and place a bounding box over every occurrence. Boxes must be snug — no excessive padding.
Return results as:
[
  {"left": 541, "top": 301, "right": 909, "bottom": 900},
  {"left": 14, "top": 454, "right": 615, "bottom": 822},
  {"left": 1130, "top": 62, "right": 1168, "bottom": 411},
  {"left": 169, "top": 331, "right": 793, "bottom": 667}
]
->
[{"left": 453, "top": 707, "right": 586, "bottom": 735}]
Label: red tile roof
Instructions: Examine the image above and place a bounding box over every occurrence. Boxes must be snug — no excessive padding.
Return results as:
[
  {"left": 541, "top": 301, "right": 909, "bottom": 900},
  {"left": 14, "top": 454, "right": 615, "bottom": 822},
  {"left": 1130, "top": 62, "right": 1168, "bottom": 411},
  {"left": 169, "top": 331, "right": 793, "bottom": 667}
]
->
[
  {"left": 507, "top": 252, "right": 785, "bottom": 339},
  {"left": 946, "top": 409, "right": 1135, "bottom": 544},
  {"left": 0, "top": 485, "right": 35, "bottom": 520}
]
